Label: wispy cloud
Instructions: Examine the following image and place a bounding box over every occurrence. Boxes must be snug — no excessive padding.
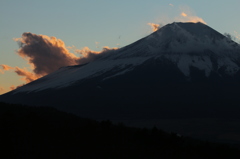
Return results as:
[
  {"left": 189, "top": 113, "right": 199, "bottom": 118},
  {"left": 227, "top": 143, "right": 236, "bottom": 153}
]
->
[
  {"left": 14, "top": 67, "right": 39, "bottom": 83},
  {"left": 10, "top": 85, "right": 16, "bottom": 90},
  {"left": 0, "top": 64, "right": 14, "bottom": 74},
  {"left": 95, "top": 42, "right": 100, "bottom": 48},
  {"left": 176, "top": 6, "right": 206, "bottom": 24},
  {"left": 148, "top": 5, "right": 206, "bottom": 34},
  {"left": 234, "top": 31, "right": 240, "bottom": 40},
  {"left": 0, "top": 87, "right": 4, "bottom": 93},
  {"left": 148, "top": 23, "right": 160, "bottom": 32},
  {"left": 75, "top": 46, "right": 118, "bottom": 64},
  {"left": 181, "top": 12, "right": 187, "bottom": 17}
]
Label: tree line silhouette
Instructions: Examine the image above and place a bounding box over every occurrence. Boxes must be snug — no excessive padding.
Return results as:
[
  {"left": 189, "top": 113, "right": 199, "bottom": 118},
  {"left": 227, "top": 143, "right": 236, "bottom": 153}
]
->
[{"left": 0, "top": 102, "right": 239, "bottom": 159}]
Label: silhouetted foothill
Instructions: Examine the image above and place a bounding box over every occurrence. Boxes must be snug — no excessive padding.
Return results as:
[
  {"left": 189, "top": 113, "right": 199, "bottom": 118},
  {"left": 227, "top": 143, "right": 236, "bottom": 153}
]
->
[{"left": 0, "top": 102, "right": 240, "bottom": 159}]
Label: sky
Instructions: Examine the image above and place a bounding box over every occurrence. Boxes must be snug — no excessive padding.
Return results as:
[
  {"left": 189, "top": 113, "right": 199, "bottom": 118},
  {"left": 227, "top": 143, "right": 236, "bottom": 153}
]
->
[{"left": 0, "top": 0, "right": 240, "bottom": 95}]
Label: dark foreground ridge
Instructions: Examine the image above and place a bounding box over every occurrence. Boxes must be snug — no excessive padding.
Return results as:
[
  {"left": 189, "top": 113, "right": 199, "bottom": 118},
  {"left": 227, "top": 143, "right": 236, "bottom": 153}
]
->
[{"left": 0, "top": 102, "right": 239, "bottom": 159}]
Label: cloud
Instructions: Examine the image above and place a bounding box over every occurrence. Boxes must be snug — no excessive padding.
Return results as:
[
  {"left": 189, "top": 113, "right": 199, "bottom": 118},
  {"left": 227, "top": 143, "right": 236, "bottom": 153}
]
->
[
  {"left": 177, "top": 14, "right": 206, "bottom": 24},
  {"left": 1, "top": 32, "right": 118, "bottom": 90},
  {"left": 234, "top": 31, "right": 240, "bottom": 40},
  {"left": 14, "top": 67, "right": 39, "bottom": 83},
  {"left": 0, "top": 64, "right": 14, "bottom": 74},
  {"left": 181, "top": 12, "right": 187, "bottom": 17},
  {"left": 1, "top": 64, "right": 14, "bottom": 70},
  {"left": 148, "top": 23, "right": 160, "bottom": 32},
  {"left": 1, "top": 64, "right": 38, "bottom": 83},
  {"left": 0, "top": 87, "right": 4, "bottom": 92},
  {"left": 148, "top": 5, "right": 206, "bottom": 32},
  {"left": 75, "top": 46, "right": 118, "bottom": 64},
  {"left": 14, "top": 32, "right": 118, "bottom": 77},
  {"left": 176, "top": 6, "right": 207, "bottom": 24},
  {"left": 10, "top": 85, "right": 16, "bottom": 90},
  {"left": 0, "top": 64, "right": 38, "bottom": 83},
  {"left": 9, "top": 84, "right": 25, "bottom": 91},
  {"left": 95, "top": 42, "right": 100, "bottom": 48},
  {"left": 14, "top": 32, "right": 80, "bottom": 76}
]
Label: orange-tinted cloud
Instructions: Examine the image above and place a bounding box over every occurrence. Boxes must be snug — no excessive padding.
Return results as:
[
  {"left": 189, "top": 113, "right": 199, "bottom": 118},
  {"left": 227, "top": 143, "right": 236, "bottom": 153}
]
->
[
  {"left": 0, "top": 87, "right": 4, "bottom": 93},
  {"left": 187, "top": 16, "right": 205, "bottom": 24},
  {"left": 14, "top": 67, "right": 39, "bottom": 83},
  {"left": 1, "top": 64, "right": 14, "bottom": 70},
  {"left": 13, "top": 32, "right": 118, "bottom": 77},
  {"left": 178, "top": 14, "right": 206, "bottom": 24},
  {"left": 14, "top": 32, "right": 79, "bottom": 76},
  {"left": 1, "top": 64, "right": 38, "bottom": 83},
  {"left": 148, "top": 23, "right": 160, "bottom": 32},
  {"left": 75, "top": 46, "right": 118, "bottom": 64},
  {"left": 234, "top": 31, "right": 240, "bottom": 40},
  {"left": 181, "top": 12, "right": 187, "bottom": 17},
  {"left": 2, "top": 32, "right": 119, "bottom": 90},
  {"left": 176, "top": 6, "right": 207, "bottom": 24},
  {"left": 9, "top": 84, "right": 25, "bottom": 91},
  {"left": 0, "top": 64, "right": 14, "bottom": 74},
  {"left": 10, "top": 85, "right": 16, "bottom": 90},
  {"left": 1, "top": 64, "right": 38, "bottom": 84},
  {"left": 148, "top": 6, "right": 206, "bottom": 32}
]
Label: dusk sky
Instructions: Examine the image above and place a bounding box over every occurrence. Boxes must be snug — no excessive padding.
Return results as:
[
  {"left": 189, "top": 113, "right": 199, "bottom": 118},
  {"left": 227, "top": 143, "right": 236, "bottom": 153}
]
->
[{"left": 1, "top": 0, "right": 240, "bottom": 95}]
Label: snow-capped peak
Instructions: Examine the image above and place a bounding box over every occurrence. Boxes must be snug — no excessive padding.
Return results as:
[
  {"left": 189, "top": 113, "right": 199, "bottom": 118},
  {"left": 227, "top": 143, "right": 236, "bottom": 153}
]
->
[
  {"left": 146, "top": 22, "right": 239, "bottom": 54},
  {"left": 11, "top": 22, "right": 240, "bottom": 93}
]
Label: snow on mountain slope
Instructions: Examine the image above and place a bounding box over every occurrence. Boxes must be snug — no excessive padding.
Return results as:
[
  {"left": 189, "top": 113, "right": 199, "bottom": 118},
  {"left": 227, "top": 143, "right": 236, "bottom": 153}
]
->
[
  {"left": 12, "top": 22, "right": 240, "bottom": 93},
  {"left": 15, "top": 57, "right": 149, "bottom": 93}
]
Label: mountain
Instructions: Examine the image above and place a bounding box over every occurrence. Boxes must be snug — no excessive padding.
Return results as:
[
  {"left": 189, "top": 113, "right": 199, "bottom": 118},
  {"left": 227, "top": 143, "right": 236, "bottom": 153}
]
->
[{"left": 1, "top": 22, "right": 240, "bottom": 143}]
